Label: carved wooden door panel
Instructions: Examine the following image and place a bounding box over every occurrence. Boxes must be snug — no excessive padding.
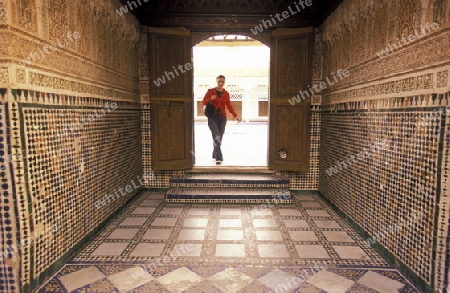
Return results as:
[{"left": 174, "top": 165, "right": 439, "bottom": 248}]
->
[
  {"left": 149, "top": 28, "right": 193, "bottom": 170},
  {"left": 269, "top": 29, "right": 313, "bottom": 172}
]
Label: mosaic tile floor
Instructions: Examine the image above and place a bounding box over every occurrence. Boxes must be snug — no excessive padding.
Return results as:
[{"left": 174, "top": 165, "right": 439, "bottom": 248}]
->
[{"left": 36, "top": 191, "right": 420, "bottom": 292}]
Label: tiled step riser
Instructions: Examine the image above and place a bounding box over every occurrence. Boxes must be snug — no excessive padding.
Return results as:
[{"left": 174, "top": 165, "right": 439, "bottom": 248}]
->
[
  {"left": 169, "top": 175, "right": 289, "bottom": 188},
  {"left": 167, "top": 173, "right": 291, "bottom": 204},
  {"left": 166, "top": 194, "right": 292, "bottom": 201},
  {"left": 170, "top": 183, "right": 290, "bottom": 188},
  {"left": 166, "top": 198, "right": 292, "bottom": 204},
  {"left": 166, "top": 188, "right": 292, "bottom": 204}
]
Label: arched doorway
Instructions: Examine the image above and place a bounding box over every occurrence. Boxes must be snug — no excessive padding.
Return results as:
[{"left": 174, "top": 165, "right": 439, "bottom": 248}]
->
[
  {"left": 192, "top": 35, "right": 270, "bottom": 167},
  {"left": 148, "top": 27, "right": 312, "bottom": 173}
]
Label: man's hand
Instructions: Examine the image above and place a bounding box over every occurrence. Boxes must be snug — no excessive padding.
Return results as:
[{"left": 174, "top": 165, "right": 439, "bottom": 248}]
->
[
  {"left": 211, "top": 95, "right": 216, "bottom": 100},
  {"left": 235, "top": 117, "right": 241, "bottom": 122}
]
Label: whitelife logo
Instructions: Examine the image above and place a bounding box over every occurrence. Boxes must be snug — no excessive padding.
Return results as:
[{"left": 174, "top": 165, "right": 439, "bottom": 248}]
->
[
  {"left": 251, "top": 0, "right": 313, "bottom": 35},
  {"left": 376, "top": 22, "right": 439, "bottom": 58},
  {"left": 116, "top": 0, "right": 149, "bottom": 16},
  {"left": 0, "top": 222, "right": 59, "bottom": 265},
  {"left": 131, "top": 244, "right": 194, "bottom": 280},
  {"left": 152, "top": 59, "right": 193, "bottom": 87},
  {"left": 325, "top": 139, "right": 389, "bottom": 176},
  {"left": 19, "top": 31, "right": 81, "bottom": 67},
  {"left": 288, "top": 69, "right": 349, "bottom": 105}
]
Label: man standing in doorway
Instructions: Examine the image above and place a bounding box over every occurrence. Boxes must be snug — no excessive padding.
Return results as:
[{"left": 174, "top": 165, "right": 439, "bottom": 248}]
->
[{"left": 202, "top": 75, "right": 240, "bottom": 165}]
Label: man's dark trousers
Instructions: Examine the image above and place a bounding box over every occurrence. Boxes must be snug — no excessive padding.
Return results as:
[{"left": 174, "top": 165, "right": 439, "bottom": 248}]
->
[{"left": 207, "top": 111, "right": 227, "bottom": 161}]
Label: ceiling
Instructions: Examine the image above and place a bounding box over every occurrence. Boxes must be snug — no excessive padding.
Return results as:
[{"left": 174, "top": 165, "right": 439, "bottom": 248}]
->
[{"left": 119, "top": 0, "right": 344, "bottom": 31}]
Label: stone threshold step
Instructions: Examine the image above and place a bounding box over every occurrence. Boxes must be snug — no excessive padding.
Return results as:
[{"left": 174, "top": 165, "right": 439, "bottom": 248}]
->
[
  {"left": 170, "top": 173, "right": 289, "bottom": 185},
  {"left": 166, "top": 188, "right": 292, "bottom": 202},
  {"left": 189, "top": 167, "right": 274, "bottom": 173}
]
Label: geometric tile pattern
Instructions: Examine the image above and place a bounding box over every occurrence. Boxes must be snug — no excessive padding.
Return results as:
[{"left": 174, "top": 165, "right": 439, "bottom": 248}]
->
[
  {"left": 10, "top": 99, "right": 35, "bottom": 288},
  {"left": 13, "top": 99, "right": 142, "bottom": 289},
  {"left": 437, "top": 106, "right": 450, "bottom": 291},
  {"left": 36, "top": 190, "right": 420, "bottom": 292},
  {"left": 319, "top": 110, "right": 443, "bottom": 288},
  {"left": 38, "top": 264, "right": 420, "bottom": 293},
  {"left": 276, "top": 110, "right": 321, "bottom": 190},
  {"left": 3, "top": 0, "right": 141, "bottom": 291},
  {"left": 0, "top": 99, "right": 21, "bottom": 293},
  {"left": 72, "top": 191, "right": 384, "bottom": 265}
]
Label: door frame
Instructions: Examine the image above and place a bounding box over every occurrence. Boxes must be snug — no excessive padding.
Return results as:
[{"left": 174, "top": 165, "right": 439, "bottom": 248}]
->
[{"left": 148, "top": 28, "right": 313, "bottom": 172}]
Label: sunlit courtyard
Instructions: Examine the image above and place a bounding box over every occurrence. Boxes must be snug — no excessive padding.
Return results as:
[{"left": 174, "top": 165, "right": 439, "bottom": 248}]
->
[{"left": 194, "top": 121, "right": 268, "bottom": 166}]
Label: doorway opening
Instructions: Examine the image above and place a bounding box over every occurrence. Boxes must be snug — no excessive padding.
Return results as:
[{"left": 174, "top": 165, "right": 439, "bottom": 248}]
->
[{"left": 193, "top": 35, "right": 270, "bottom": 167}]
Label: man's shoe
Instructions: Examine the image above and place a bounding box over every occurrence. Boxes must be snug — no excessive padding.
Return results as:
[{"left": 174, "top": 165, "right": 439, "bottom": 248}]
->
[{"left": 216, "top": 160, "right": 222, "bottom": 165}]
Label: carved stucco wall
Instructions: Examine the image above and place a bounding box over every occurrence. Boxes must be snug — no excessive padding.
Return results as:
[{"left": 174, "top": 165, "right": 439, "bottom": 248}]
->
[
  {"left": 320, "top": 0, "right": 449, "bottom": 102},
  {"left": 0, "top": 0, "right": 143, "bottom": 292},
  {"left": 317, "top": 0, "right": 449, "bottom": 291}
]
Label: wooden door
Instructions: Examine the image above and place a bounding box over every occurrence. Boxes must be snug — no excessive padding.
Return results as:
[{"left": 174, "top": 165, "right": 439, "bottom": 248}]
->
[
  {"left": 269, "top": 28, "right": 313, "bottom": 172},
  {"left": 148, "top": 27, "right": 193, "bottom": 170}
]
